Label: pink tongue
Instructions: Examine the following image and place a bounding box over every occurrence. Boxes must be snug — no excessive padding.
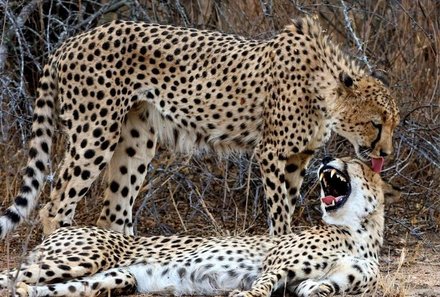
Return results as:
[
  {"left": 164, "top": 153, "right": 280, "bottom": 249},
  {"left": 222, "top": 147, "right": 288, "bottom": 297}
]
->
[
  {"left": 321, "top": 196, "right": 336, "bottom": 205},
  {"left": 371, "top": 157, "right": 385, "bottom": 173}
]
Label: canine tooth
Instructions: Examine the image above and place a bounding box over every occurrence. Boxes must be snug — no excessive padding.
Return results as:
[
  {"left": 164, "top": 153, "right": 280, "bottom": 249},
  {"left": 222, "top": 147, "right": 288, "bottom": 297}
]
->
[
  {"left": 319, "top": 173, "right": 324, "bottom": 180},
  {"left": 330, "top": 169, "right": 336, "bottom": 178}
]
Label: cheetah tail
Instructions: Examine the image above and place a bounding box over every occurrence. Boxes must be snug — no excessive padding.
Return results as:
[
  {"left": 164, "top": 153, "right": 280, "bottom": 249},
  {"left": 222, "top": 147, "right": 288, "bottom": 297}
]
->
[{"left": 0, "top": 62, "right": 57, "bottom": 239}]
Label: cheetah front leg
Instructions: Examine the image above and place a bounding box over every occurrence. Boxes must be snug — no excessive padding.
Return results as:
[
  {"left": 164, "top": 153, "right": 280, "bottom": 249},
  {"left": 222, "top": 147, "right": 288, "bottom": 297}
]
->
[
  {"left": 13, "top": 267, "right": 136, "bottom": 297},
  {"left": 257, "top": 144, "right": 291, "bottom": 235},
  {"left": 229, "top": 268, "right": 285, "bottom": 297},
  {"left": 284, "top": 151, "right": 314, "bottom": 213},
  {"left": 295, "top": 257, "right": 380, "bottom": 297}
]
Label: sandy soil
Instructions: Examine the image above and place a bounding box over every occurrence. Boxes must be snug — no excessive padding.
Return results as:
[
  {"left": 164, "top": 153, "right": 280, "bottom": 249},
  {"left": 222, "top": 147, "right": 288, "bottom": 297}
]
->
[{"left": 379, "top": 236, "right": 440, "bottom": 297}]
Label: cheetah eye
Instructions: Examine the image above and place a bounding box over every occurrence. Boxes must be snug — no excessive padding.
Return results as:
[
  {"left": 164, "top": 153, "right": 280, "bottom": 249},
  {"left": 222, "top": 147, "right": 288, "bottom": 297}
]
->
[{"left": 370, "top": 121, "right": 382, "bottom": 129}]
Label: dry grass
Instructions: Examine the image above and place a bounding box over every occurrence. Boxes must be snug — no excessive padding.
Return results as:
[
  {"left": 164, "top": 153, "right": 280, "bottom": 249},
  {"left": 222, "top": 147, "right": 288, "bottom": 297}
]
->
[{"left": 0, "top": 0, "right": 439, "bottom": 296}]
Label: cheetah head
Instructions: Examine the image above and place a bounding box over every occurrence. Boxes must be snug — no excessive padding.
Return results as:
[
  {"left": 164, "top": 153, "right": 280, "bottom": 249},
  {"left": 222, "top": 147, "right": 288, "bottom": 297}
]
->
[
  {"left": 318, "top": 156, "right": 399, "bottom": 228},
  {"left": 331, "top": 72, "right": 400, "bottom": 172}
]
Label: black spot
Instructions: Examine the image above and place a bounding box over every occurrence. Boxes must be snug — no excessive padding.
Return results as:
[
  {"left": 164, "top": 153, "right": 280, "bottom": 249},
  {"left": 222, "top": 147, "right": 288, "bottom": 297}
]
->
[
  {"left": 84, "top": 150, "right": 95, "bottom": 159},
  {"left": 79, "top": 262, "right": 93, "bottom": 269},
  {"left": 35, "top": 160, "right": 45, "bottom": 171},
  {"left": 119, "top": 166, "right": 128, "bottom": 175},
  {"left": 78, "top": 187, "right": 88, "bottom": 197},
  {"left": 68, "top": 188, "right": 77, "bottom": 198},
  {"left": 94, "top": 156, "right": 104, "bottom": 165},
  {"left": 41, "top": 142, "right": 49, "bottom": 153},
  {"left": 57, "top": 264, "right": 71, "bottom": 271},
  {"left": 137, "top": 164, "right": 146, "bottom": 174},
  {"left": 15, "top": 196, "right": 28, "bottom": 207},
  {"left": 20, "top": 185, "right": 32, "bottom": 193},
  {"left": 339, "top": 71, "right": 353, "bottom": 88},
  {"left": 266, "top": 178, "right": 276, "bottom": 191},
  {"left": 31, "top": 179, "right": 39, "bottom": 190},
  {"left": 126, "top": 147, "right": 136, "bottom": 157},
  {"left": 286, "top": 163, "right": 298, "bottom": 173},
  {"left": 25, "top": 167, "right": 35, "bottom": 177},
  {"left": 147, "top": 140, "right": 154, "bottom": 149},
  {"left": 109, "top": 123, "right": 119, "bottom": 133},
  {"left": 93, "top": 128, "right": 103, "bottom": 138},
  {"left": 29, "top": 148, "right": 38, "bottom": 158},
  {"left": 348, "top": 274, "right": 355, "bottom": 283},
  {"left": 121, "top": 187, "right": 129, "bottom": 197},
  {"left": 81, "top": 170, "right": 90, "bottom": 180},
  {"left": 110, "top": 181, "right": 120, "bottom": 193},
  {"left": 130, "top": 129, "right": 140, "bottom": 138}
]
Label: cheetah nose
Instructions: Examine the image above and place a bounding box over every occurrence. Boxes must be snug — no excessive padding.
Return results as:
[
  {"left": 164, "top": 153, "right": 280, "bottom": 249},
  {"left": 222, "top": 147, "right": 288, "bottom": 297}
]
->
[
  {"left": 379, "top": 150, "right": 390, "bottom": 157},
  {"left": 321, "top": 156, "right": 334, "bottom": 165}
]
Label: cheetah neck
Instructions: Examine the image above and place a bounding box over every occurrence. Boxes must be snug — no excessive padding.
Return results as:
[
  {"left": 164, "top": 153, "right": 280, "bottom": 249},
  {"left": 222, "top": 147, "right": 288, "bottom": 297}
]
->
[
  {"left": 352, "top": 205, "right": 384, "bottom": 258},
  {"left": 273, "top": 24, "right": 367, "bottom": 129},
  {"left": 322, "top": 202, "right": 384, "bottom": 259}
]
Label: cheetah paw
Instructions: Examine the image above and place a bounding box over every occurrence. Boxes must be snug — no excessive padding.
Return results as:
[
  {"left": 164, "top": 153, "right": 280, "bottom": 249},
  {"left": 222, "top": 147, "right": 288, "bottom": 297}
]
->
[
  {"left": 295, "top": 279, "right": 334, "bottom": 297},
  {"left": 228, "top": 289, "right": 254, "bottom": 297},
  {"left": 15, "top": 282, "right": 32, "bottom": 297}
]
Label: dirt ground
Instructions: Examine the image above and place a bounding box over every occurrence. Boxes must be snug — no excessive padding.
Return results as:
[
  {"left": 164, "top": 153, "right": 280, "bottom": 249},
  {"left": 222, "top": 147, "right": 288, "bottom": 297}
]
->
[{"left": 379, "top": 233, "right": 440, "bottom": 297}]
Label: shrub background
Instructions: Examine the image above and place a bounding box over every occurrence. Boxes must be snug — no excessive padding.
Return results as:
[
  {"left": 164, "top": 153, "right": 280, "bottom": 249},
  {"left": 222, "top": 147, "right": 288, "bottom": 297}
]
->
[{"left": 0, "top": 0, "right": 438, "bottom": 239}]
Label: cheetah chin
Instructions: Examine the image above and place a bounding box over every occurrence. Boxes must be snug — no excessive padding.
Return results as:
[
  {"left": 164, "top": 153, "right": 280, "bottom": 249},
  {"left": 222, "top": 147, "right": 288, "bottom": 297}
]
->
[{"left": 0, "top": 157, "right": 400, "bottom": 297}]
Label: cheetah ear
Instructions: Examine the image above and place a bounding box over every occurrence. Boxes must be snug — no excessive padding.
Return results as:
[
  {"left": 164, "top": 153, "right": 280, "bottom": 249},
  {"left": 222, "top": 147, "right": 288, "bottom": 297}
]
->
[
  {"left": 382, "top": 182, "right": 401, "bottom": 205},
  {"left": 371, "top": 70, "right": 389, "bottom": 87},
  {"left": 339, "top": 71, "right": 353, "bottom": 88}
]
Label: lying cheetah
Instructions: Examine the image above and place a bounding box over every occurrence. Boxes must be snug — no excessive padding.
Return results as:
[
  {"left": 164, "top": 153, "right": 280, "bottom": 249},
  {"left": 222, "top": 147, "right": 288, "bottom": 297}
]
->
[
  {"left": 0, "top": 16, "right": 399, "bottom": 238},
  {"left": 0, "top": 156, "right": 399, "bottom": 296}
]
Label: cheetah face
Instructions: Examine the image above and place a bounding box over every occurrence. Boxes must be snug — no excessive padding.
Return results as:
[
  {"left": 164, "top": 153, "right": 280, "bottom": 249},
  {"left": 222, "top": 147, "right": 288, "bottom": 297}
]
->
[
  {"left": 318, "top": 157, "right": 398, "bottom": 228},
  {"left": 332, "top": 73, "right": 400, "bottom": 171}
]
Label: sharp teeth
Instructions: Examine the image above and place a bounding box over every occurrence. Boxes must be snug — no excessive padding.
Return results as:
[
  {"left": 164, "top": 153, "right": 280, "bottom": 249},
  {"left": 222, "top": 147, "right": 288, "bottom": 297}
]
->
[
  {"left": 319, "top": 173, "right": 324, "bottom": 180},
  {"left": 330, "top": 169, "right": 336, "bottom": 178},
  {"left": 336, "top": 174, "right": 346, "bottom": 182}
]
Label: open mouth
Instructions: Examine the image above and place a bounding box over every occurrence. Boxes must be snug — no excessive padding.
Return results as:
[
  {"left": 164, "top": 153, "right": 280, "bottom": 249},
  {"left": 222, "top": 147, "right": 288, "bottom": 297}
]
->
[{"left": 319, "top": 165, "right": 351, "bottom": 211}]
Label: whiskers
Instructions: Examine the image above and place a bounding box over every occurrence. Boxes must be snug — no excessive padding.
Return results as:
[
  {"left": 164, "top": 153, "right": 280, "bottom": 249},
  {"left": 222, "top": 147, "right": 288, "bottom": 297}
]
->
[{"left": 358, "top": 146, "right": 372, "bottom": 160}]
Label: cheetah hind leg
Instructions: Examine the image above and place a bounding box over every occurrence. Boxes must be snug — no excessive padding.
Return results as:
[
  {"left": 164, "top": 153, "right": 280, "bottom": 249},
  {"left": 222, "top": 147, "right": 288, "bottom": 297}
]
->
[
  {"left": 96, "top": 109, "right": 156, "bottom": 235},
  {"left": 39, "top": 117, "right": 123, "bottom": 235},
  {"left": 11, "top": 267, "right": 136, "bottom": 297}
]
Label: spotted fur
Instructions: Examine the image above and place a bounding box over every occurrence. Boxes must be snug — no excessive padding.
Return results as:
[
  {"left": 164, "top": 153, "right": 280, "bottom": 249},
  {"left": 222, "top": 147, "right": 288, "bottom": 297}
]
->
[
  {"left": 0, "top": 157, "right": 400, "bottom": 297},
  {"left": 0, "top": 16, "right": 399, "bottom": 238}
]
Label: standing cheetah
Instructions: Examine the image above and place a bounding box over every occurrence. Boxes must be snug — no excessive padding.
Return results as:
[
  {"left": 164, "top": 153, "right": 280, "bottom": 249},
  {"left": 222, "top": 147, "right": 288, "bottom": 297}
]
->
[
  {"left": 0, "top": 157, "right": 400, "bottom": 296},
  {"left": 0, "top": 16, "right": 399, "bottom": 238}
]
